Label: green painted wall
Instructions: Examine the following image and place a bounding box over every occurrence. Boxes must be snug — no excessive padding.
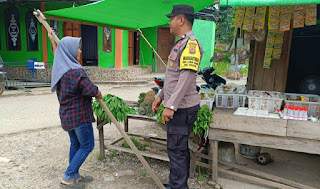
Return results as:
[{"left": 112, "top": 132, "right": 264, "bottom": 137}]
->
[
  {"left": 98, "top": 27, "right": 115, "bottom": 68},
  {"left": 122, "top": 30, "right": 128, "bottom": 68},
  {"left": 0, "top": 4, "right": 43, "bottom": 62},
  {"left": 193, "top": 19, "right": 216, "bottom": 70},
  {"left": 139, "top": 27, "right": 157, "bottom": 71}
]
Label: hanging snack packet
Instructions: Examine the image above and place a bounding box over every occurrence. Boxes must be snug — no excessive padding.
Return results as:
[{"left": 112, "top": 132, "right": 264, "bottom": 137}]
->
[
  {"left": 281, "top": 6, "right": 292, "bottom": 14},
  {"left": 293, "top": 18, "right": 304, "bottom": 28},
  {"left": 305, "top": 16, "right": 317, "bottom": 26},
  {"left": 263, "top": 57, "right": 272, "bottom": 69},
  {"left": 268, "top": 20, "right": 279, "bottom": 30},
  {"left": 265, "top": 48, "right": 273, "bottom": 58},
  {"left": 272, "top": 48, "right": 282, "bottom": 60},
  {"left": 266, "top": 37, "right": 275, "bottom": 48},
  {"left": 274, "top": 38, "right": 283, "bottom": 49},
  {"left": 280, "top": 22, "right": 290, "bottom": 31},
  {"left": 243, "top": 20, "right": 254, "bottom": 30},
  {"left": 268, "top": 30, "right": 276, "bottom": 37},
  {"left": 294, "top": 5, "right": 305, "bottom": 11}
]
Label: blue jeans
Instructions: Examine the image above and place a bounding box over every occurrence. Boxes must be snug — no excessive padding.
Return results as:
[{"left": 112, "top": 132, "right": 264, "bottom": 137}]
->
[{"left": 63, "top": 123, "right": 94, "bottom": 182}]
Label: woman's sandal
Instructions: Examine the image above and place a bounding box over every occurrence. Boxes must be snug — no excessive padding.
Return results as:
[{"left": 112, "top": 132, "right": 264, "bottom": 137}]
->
[
  {"left": 78, "top": 176, "right": 93, "bottom": 183},
  {"left": 60, "top": 180, "right": 85, "bottom": 189}
]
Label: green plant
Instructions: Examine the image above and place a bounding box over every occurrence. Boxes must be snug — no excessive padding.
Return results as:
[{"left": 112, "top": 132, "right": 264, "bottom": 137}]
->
[
  {"left": 156, "top": 104, "right": 165, "bottom": 124},
  {"left": 120, "top": 158, "right": 125, "bottom": 164},
  {"left": 193, "top": 106, "right": 213, "bottom": 137},
  {"left": 140, "top": 172, "right": 146, "bottom": 177},
  {"left": 137, "top": 92, "right": 146, "bottom": 107},
  {"left": 96, "top": 154, "right": 103, "bottom": 161},
  {"left": 106, "top": 149, "right": 118, "bottom": 160},
  {"left": 92, "top": 94, "right": 136, "bottom": 124},
  {"left": 122, "top": 137, "right": 150, "bottom": 151},
  {"left": 197, "top": 166, "right": 208, "bottom": 182},
  {"left": 138, "top": 101, "right": 155, "bottom": 117},
  {"left": 213, "top": 62, "right": 231, "bottom": 77}
]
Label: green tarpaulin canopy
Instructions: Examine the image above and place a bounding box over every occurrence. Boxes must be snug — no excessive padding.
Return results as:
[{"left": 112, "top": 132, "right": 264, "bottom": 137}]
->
[
  {"left": 220, "top": 0, "right": 320, "bottom": 7},
  {"left": 44, "top": 0, "right": 214, "bottom": 29}
]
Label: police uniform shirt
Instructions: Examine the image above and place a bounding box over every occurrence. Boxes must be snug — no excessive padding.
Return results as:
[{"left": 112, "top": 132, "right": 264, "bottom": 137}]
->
[{"left": 159, "top": 31, "right": 204, "bottom": 111}]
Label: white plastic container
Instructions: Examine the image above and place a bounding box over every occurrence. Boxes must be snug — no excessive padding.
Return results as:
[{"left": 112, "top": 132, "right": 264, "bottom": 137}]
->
[
  {"left": 284, "top": 93, "right": 320, "bottom": 117},
  {"left": 199, "top": 88, "right": 215, "bottom": 100},
  {"left": 200, "top": 99, "right": 214, "bottom": 111},
  {"left": 248, "top": 90, "right": 284, "bottom": 113},
  {"left": 215, "top": 93, "right": 247, "bottom": 109}
]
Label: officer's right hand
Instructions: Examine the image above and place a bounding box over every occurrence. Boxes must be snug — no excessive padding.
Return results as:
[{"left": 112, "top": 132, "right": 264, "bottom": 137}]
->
[{"left": 152, "top": 97, "right": 162, "bottom": 112}]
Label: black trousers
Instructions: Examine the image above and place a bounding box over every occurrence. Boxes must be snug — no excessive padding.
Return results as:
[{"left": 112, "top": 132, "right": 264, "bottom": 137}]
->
[{"left": 167, "top": 105, "right": 200, "bottom": 189}]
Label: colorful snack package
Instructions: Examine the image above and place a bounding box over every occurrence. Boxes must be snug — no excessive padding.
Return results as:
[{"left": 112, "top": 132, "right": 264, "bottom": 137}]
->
[
  {"left": 306, "top": 7, "right": 317, "bottom": 17},
  {"left": 233, "top": 19, "right": 244, "bottom": 28},
  {"left": 280, "top": 21, "right": 291, "bottom": 31},
  {"left": 294, "top": 5, "right": 305, "bottom": 11},
  {"left": 274, "top": 38, "right": 283, "bottom": 48},
  {"left": 301, "top": 96, "right": 310, "bottom": 102},
  {"left": 294, "top": 10, "right": 304, "bottom": 19},
  {"left": 275, "top": 30, "right": 284, "bottom": 38},
  {"left": 281, "top": 6, "right": 292, "bottom": 13},
  {"left": 305, "top": 16, "right": 317, "bottom": 26},
  {"left": 266, "top": 37, "right": 275, "bottom": 48},
  {"left": 305, "top": 5, "right": 317, "bottom": 9},
  {"left": 268, "top": 20, "right": 279, "bottom": 30},
  {"left": 272, "top": 48, "right": 282, "bottom": 59},
  {"left": 265, "top": 48, "right": 273, "bottom": 58},
  {"left": 280, "top": 13, "right": 291, "bottom": 22},
  {"left": 256, "top": 6, "right": 266, "bottom": 13},
  {"left": 243, "top": 20, "right": 253, "bottom": 30},
  {"left": 246, "top": 6, "right": 255, "bottom": 14},
  {"left": 267, "top": 30, "right": 276, "bottom": 37},
  {"left": 254, "top": 20, "right": 265, "bottom": 30},
  {"left": 255, "top": 12, "right": 265, "bottom": 20},
  {"left": 270, "top": 6, "right": 280, "bottom": 13},
  {"left": 293, "top": 18, "right": 304, "bottom": 28},
  {"left": 263, "top": 57, "right": 272, "bottom": 69},
  {"left": 269, "top": 12, "right": 279, "bottom": 21},
  {"left": 244, "top": 13, "right": 254, "bottom": 21}
]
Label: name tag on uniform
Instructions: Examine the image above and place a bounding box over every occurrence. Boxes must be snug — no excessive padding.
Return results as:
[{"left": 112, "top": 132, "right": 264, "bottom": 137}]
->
[{"left": 180, "top": 40, "right": 201, "bottom": 71}]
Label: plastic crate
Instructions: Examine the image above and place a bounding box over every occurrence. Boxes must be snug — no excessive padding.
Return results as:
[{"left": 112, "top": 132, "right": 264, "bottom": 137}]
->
[
  {"left": 248, "top": 90, "right": 284, "bottom": 113},
  {"left": 200, "top": 99, "right": 214, "bottom": 111},
  {"left": 215, "top": 93, "right": 247, "bottom": 108},
  {"left": 199, "top": 88, "right": 215, "bottom": 100},
  {"left": 284, "top": 93, "right": 320, "bottom": 116}
]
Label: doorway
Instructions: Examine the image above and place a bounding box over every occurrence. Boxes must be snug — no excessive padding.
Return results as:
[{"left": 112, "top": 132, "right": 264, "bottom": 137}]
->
[
  {"left": 81, "top": 25, "right": 98, "bottom": 66},
  {"left": 128, "top": 31, "right": 140, "bottom": 66}
]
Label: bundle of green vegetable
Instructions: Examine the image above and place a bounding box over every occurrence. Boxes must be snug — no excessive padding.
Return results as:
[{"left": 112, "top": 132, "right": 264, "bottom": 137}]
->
[
  {"left": 137, "top": 92, "right": 146, "bottom": 107},
  {"left": 155, "top": 104, "right": 213, "bottom": 137},
  {"left": 92, "top": 94, "right": 136, "bottom": 124},
  {"left": 192, "top": 106, "right": 213, "bottom": 137},
  {"left": 156, "top": 104, "right": 165, "bottom": 124}
]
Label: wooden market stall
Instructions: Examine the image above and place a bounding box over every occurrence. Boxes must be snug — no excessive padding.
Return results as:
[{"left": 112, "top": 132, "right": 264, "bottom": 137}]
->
[{"left": 207, "top": 1, "right": 320, "bottom": 188}]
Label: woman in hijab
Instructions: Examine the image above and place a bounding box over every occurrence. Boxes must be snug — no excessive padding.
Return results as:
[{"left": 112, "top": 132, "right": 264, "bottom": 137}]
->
[{"left": 48, "top": 29, "right": 102, "bottom": 188}]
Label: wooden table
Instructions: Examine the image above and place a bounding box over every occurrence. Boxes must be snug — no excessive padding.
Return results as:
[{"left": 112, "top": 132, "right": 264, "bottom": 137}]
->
[{"left": 209, "top": 108, "right": 320, "bottom": 187}]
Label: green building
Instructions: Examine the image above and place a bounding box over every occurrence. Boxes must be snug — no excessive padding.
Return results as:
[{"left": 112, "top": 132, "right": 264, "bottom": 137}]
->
[{"left": 0, "top": 1, "right": 216, "bottom": 85}]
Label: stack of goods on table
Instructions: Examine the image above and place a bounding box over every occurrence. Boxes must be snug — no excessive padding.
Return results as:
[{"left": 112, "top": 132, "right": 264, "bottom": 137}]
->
[
  {"left": 215, "top": 84, "right": 247, "bottom": 109},
  {"left": 199, "top": 88, "right": 215, "bottom": 110},
  {"left": 279, "top": 93, "right": 320, "bottom": 122}
]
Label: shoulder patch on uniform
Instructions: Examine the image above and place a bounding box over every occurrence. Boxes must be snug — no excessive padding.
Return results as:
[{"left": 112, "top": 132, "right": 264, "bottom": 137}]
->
[{"left": 180, "top": 39, "right": 201, "bottom": 71}]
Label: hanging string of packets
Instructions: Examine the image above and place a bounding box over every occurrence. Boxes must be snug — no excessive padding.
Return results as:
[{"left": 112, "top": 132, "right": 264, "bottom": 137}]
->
[{"left": 234, "top": 5, "right": 318, "bottom": 69}]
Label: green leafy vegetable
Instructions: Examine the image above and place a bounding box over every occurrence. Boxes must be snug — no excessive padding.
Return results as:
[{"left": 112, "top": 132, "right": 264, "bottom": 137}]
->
[
  {"left": 92, "top": 94, "right": 136, "bottom": 124},
  {"left": 156, "top": 104, "right": 165, "bottom": 124},
  {"left": 192, "top": 105, "right": 213, "bottom": 137}
]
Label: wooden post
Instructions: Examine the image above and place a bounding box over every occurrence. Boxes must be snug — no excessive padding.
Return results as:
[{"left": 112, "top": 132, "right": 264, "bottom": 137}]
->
[
  {"left": 210, "top": 140, "right": 218, "bottom": 182},
  {"left": 124, "top": 116, "right": 128, "bottom": 132},
  {"left": 97, "top": 119, "right": 105, "bottom": 159}
]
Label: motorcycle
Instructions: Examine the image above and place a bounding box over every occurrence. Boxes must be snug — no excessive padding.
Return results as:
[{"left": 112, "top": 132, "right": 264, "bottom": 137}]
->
[{"left": 152, "top": 57, "right": 226, "bottom": 94}]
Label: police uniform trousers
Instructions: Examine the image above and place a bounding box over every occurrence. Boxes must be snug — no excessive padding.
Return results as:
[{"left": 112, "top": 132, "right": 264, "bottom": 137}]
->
[{"left": 167, "top": 104, "right": 200, "bottom": 189}]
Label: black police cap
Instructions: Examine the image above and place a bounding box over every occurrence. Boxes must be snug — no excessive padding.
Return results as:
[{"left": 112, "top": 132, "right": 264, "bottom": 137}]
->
[{"left": 166, "top": 4, "right": 194, "bottom": 18}]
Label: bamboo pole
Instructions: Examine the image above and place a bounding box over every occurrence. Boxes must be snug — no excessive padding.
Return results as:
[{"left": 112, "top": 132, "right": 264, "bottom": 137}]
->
[{"left": 138, "top": 29, "right": 167, "bottom": 67}]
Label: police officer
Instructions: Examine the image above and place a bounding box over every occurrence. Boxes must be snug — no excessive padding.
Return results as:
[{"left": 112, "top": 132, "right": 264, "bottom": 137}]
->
[{"left": 152, "top": 4, "right": 204, "bottom": 189}]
